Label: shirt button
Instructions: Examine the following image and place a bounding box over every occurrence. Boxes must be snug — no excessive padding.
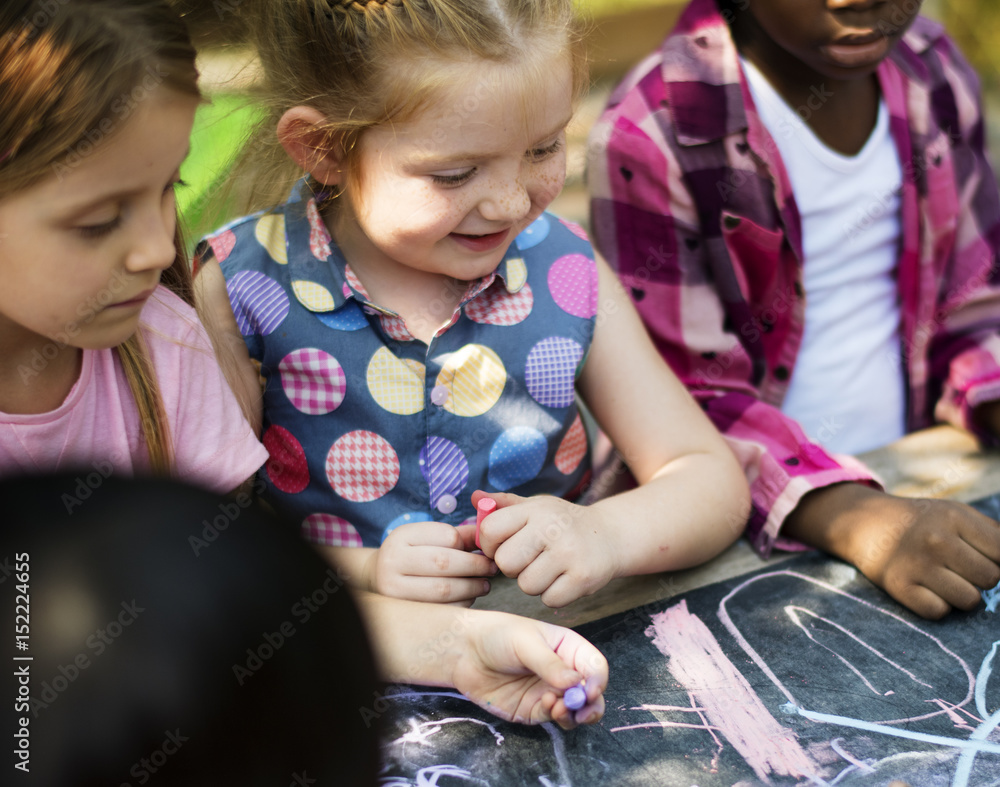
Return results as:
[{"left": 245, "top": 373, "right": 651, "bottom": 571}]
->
[
  {"left": 436, "top": 494, "right": 457, "bottom": 514},
  {"left": 430, "top": 385, "right": 449, "bottom": 406}
]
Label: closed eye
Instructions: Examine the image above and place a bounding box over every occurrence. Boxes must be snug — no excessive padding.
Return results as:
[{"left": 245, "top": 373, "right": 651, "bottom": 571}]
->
[
  {"left": 77, "top": 215, "right": 122, "bottom": 239},
  {"left": 527, "top": 138, "right": 563, "bottom": 162},
  {"left": 432, "top": 168, "right": 477, "bottom": 187}
]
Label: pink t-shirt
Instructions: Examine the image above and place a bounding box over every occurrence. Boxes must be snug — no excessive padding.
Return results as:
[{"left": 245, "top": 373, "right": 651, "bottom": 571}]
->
[{"left": 0, "top": 286, "right": 268, "bottom": 494}]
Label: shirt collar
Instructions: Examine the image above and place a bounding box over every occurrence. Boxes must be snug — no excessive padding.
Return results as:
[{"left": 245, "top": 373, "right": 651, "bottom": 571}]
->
[{"left": 660, "top": 0, "right": 749, "bottom": 146}]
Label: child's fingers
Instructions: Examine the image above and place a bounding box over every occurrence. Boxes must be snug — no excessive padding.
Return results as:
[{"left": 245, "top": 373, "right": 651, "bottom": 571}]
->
[
  {"left": 454, "top": 523, "right": 481, "bottom": 552},
  {"left": 957, "top": 510, "right": 1000, "bottom": 565},
  {"left": 538, "top": 573, "right": 588, "bottom": 609},
  {"left": 388, "top": 575, "right": 492, "bottom": 605},
  {"left": 950, "top": 541, "right": 1000, "bottom": 593},
  {"left": 492, "top": 527, "right": 544, "bottom": 578},
  {"left": 893, "top": 583, "right": 951, "bottom": 621},
  {"left": 919, "top": 565, "right": 987, "bottom": 612},
  {"left": 513, "top": 634, "right": 583, "bottom": 693},
  {"left": 401, "top": 545, "right": 498, "bottom": 578},
  {"left": 513, "top": 552, "right": 563, "bottom": 598},
  {"left": 392, "top": 520, "right": 474, "bottom": 550}
]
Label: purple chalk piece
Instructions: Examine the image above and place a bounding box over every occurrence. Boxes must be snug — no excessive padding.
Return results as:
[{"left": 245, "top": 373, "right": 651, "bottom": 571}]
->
[{"left": 563, "top": 685, "right": 586, "bottom": 711}]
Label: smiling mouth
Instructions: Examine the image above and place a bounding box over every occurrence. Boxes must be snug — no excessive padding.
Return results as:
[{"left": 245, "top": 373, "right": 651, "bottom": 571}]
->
[{"left": 450, "top": 229, "right": 509, "bottom": 252}]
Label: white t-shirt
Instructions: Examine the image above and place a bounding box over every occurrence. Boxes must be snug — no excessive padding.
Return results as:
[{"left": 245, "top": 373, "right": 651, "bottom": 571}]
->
[
  {"left": 0, "top": 286, "right": 268, "bottom": 494},
  {"left": 742, "top": 58, "right": 907, "bottom": 455}
]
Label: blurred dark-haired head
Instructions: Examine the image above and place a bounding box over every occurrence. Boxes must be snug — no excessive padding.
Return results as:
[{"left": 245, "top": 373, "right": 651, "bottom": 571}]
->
[{"left": 2, "top": 474, "right": 379, "bottom": 786}]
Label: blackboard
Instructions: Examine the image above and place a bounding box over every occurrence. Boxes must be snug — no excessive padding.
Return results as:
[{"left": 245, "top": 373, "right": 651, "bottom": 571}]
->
[{"left": 378, "top": 499, "right": 1000, "bottom": 786}]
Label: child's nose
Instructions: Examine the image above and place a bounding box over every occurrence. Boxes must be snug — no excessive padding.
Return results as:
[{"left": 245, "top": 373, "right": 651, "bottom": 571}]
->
[
  {"left": 126, "top": 207, "right": 176, "bottom": 273},
  {"left": 480, "top": 175, "right": 532, "bottom": 223}
]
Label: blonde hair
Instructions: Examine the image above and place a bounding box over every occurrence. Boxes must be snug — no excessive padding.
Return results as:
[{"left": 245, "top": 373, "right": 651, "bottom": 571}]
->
[
  {"left": 0, "top": 0, "right": 200, "bottom": 474},
  {"left": 232, "top": 0, "right": 589, "bottom": 212}
]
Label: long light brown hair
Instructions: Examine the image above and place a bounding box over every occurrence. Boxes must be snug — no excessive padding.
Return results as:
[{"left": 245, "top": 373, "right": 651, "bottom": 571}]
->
[
  {"left": 231, "top": 0, "right": 589, "bottom": 213},
  {"left": 0, "top": 0, "right": 201, "bottom": 473}
]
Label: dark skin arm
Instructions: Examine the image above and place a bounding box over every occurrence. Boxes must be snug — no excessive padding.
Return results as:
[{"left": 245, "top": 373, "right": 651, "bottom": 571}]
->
[{"left": 784, "top": 400, "right": 1000, "bottom": 620}]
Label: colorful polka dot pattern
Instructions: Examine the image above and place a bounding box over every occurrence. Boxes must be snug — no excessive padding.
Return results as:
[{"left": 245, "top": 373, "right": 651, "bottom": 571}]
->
[
  {"left": 465, "top": 282, "right": 533, "bottom": 326},
  {"left": 525, "top": 337, "right": 585, "bottom": 408},
  {"left": 516, "top": 215, "right": 550, "bottom": 250},
  {"left": 279, "top": 348, "right": 346, "bottom": 415},
  {"left": 381, "top": 314, "right": 413, "bottom": 342},
  {"left": 208, "top": 229, "right": 236, "bottom": 263},
  {"left": 436, "top": 344, "right": 505, "bottom": 417},
  {"left": 382, "top": 511, "right": 433, "bottom": 542},
  {"left": 345, "top": 266, "right": 366, "bottom": 296},
  {"left": 549, "top": 254, "right": 598, "bottom": 318},
  {"left": 263, "top": 425, "right": 310, "bottom": 494},
  {"left": 254, "top": 214, "right": 288, "bottom": 265},
  {"left": 420, "top": 436, "right": 469, "bottom": 509},
  {"left": 559, "top": 218, "right": 590, "bottom": 241},
  {"left": 367, "top": 348, "right": 425, "bottom": 415},
  {"left": 488, "top": 426, "right": 547, "bottom": 490},
  {"left": 291, "top": 279, "right": 337, "bottom": 312},
  {"left": 316, "top": 302, "right": 368, "bottom": 331},
  {"left": 213, "top": 182, "right": 596, "bottom": 547},
  {"left": 302, "top": 513, "right": 362, "bottom": 547},
  {"left": 505, "top": 257, "right": 528, "bottom": 291},
  {"left": 227, "top": 271, "right": 290, "bottom": 336},
  {"left": 326, "top": 430, "right": 400, "bottom": 502},
  {"left": 306, "top": 201, "right": 332, "bottom": 261},
  {"left": 555, "top": 413, "right": 587, "bottom": 475}
]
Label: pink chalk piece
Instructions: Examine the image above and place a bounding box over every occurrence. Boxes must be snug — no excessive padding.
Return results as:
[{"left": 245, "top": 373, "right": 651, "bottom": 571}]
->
[
  {"left": 475, "top": 497, "right": 497, "bottom": 549},
  {"left": 563, "top": 685, "right": 586, "bottom": 711}
]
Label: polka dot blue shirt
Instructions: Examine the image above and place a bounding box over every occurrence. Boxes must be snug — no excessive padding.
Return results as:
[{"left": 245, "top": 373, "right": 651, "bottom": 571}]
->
[{"left": 200, "top": 181, "right": 598, "bottom": 548}]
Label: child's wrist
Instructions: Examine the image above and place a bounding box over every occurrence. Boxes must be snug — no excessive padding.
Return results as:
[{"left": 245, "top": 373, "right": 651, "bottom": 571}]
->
[{"left": 360, "top": 547, "right": 380, "bottom": 594}]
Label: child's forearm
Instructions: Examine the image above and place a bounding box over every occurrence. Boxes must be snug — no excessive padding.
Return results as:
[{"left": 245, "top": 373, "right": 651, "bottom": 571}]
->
[
  {"left": 353, "top": 592, "right": 472, "bottom": 686},
  {"left": 315, "top": 545, "right": 378, "bottom": 592},
  {"left": 591, "top": 449, "right": 750, "bottom": 576}
]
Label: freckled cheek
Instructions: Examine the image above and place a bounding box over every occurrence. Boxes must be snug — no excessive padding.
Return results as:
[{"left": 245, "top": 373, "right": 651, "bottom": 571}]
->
[
  {"left": 531, "top": 167, "right": 567, "bottom": 211},
  {"left": 390, "top": 200, "right": 470, "bottom": 244}
]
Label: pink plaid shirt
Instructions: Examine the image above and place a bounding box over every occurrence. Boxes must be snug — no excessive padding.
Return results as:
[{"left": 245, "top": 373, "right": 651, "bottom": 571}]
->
[{"left": 588, "top": 0, "right": 1000, "bottom": 555}]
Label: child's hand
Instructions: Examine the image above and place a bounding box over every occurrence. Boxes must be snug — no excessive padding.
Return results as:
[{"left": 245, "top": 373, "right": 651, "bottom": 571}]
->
[
  {"left": 473, "top": 490, "right": 620, "bottom": 608},
  {"left": 786, "top": 484, "right": 1000, "bottom": 619},
  {"left": 454, "top": 611, "right": 608, "bottom": 728},
  {"left": 375, "top": 521, "right": 497, "bottom": 606}
]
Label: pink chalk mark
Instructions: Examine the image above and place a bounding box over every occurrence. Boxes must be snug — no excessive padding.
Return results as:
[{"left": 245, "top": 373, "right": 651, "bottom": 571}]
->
[
  {"left": 646, "top": 600, "right": 816, "bottom": 782},
  {"left": 475, "top": 497, "right": 496, "bottom": 550}
]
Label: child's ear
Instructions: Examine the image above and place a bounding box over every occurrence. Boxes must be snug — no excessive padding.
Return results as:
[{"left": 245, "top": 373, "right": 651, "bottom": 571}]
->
[{"left": 277, "top": 106, "right": 343, "bottom": 186}]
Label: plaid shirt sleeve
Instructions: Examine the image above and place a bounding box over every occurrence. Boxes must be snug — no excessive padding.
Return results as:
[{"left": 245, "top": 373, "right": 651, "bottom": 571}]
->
[
  {"left": 920, "top": 34, "right": 1000, "bottom": 441},
  {"left": 587, "top": 57, "right": 880, "bottom": 558}
]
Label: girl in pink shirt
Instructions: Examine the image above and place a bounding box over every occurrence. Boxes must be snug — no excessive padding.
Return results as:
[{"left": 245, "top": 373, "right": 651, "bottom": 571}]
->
[{"left": 0, "top": 0, "right": 267, "bottom": 493}]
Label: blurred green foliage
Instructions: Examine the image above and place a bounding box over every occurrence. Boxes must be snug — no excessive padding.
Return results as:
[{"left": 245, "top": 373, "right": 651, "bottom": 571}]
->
[
  {"left": 940, "top": 3, "right": 1000, "bottom": 87},
  {"left": 178, "top": 94, "right": 262, "bottom": 249}
]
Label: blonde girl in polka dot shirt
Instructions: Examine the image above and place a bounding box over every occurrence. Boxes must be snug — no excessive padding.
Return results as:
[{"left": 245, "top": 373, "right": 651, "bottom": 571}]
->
[{"left": 197, "top": 0, "right": 751, "bottom": 610}]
